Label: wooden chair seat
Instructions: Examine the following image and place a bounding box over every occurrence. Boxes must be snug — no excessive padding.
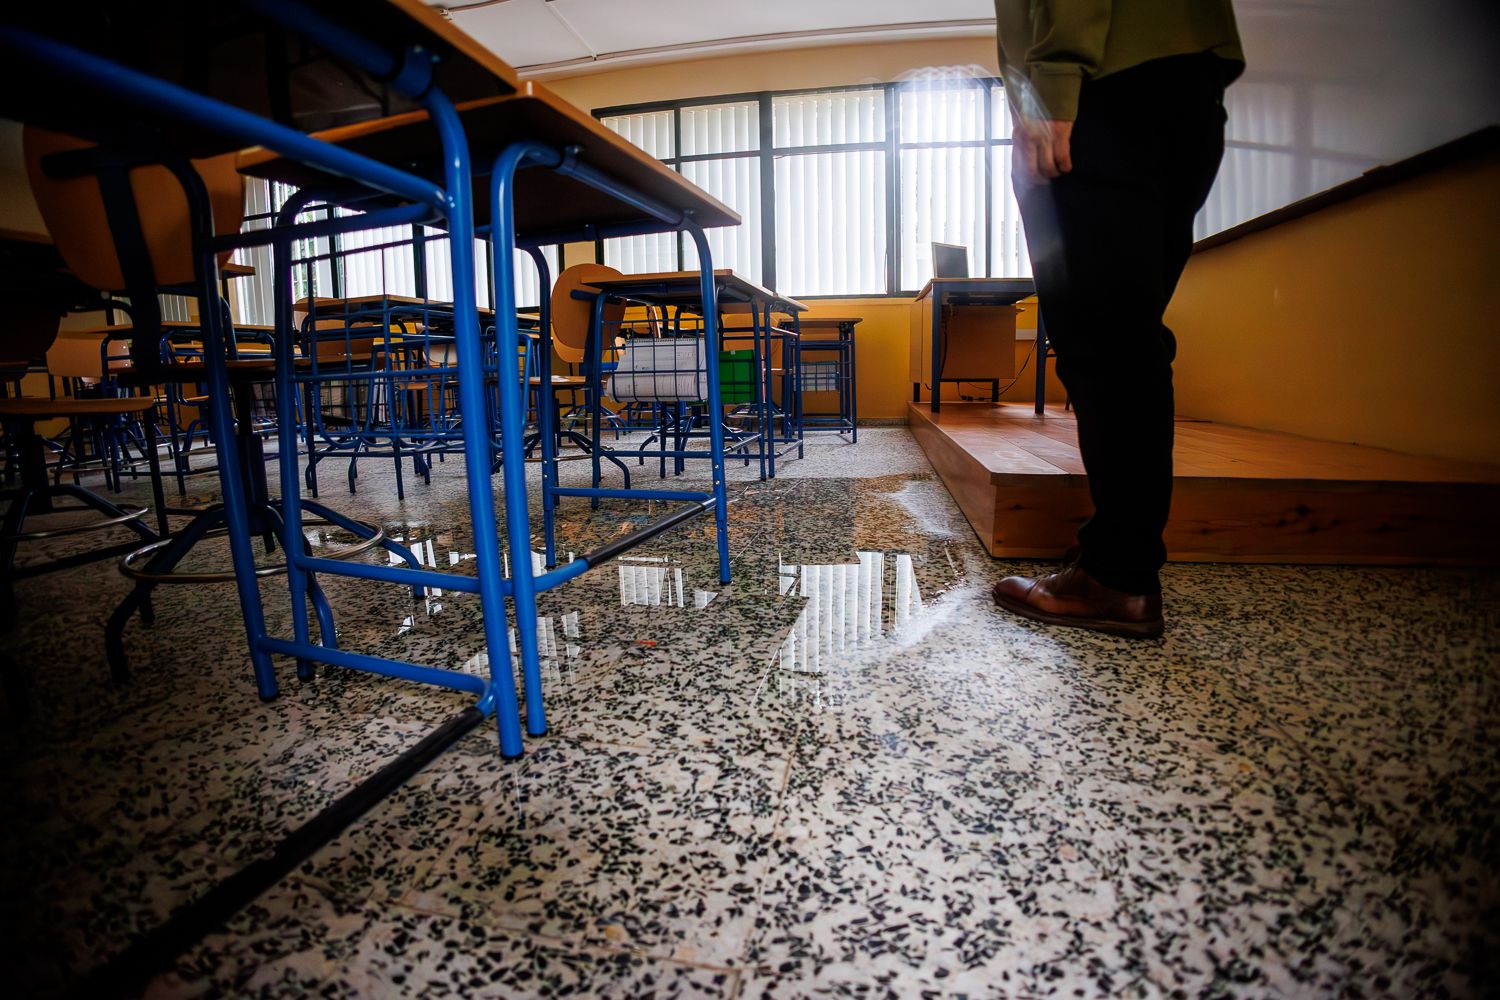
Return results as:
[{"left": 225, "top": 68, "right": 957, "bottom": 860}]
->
[{"left": 0, "top": 395, "right": 154, "bottom": 419}]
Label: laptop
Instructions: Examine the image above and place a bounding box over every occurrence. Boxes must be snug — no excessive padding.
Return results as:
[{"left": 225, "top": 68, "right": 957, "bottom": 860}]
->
[{"left": 931, "top": 242, "right": 969, "bottom": 279}]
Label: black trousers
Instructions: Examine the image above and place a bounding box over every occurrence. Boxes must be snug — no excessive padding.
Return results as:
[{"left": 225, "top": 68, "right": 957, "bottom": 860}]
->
[{"left": 1017, "top": 53, "right": 1230, "bottom": 595}]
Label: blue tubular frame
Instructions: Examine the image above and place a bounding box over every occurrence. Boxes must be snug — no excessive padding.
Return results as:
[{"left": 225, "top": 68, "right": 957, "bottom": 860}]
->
[
  {"left": 489, "top": 141, "right": 558, "bottom": 738},
  {"left": 5, "top": 0, "right": 740, "bottom": 754},
  {"left": 528, "top": 245, "right": 559, "bottom": 570},
  {"left": 271, "top": 205, "right": 317, "bottom": 679},
  {"left": 687, "top": 223, "right": 733, "bottom": 584},
  {"left": 165, "top": 157, "right": 280, "bottom": 700}
]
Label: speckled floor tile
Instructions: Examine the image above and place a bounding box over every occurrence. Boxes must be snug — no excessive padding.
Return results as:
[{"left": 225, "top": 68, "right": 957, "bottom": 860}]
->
[
  {"left": 147, "top": 877, "right": 375, "bottom": 999},
  {"left": 405, "top": 737, "right": 783, "bottom": 966},
  {"left": 5, "top": 429, "right": 1498, "bottom": 999},
  {"left": 337, "top": 906, "right": 737, "bottom": 998},
  {"left": 2, "top": 826, "right": 232, "bottom": 993}
]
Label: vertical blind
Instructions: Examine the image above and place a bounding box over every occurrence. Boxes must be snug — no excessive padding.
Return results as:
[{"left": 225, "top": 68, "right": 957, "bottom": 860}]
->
[
  {"left": 899, "top": 84, "right": 985, "bottom": 289},
  {"left": 233, "top": 181, "right": 332, "bottom": 326},
  {"left": 602, "top": 102, "right": 765, "bottom": 283},
  {"left": 988, "top": 92, "right": 1031, "bottom": 281},
  {"left": 335, "top": 214, "right": 418, "bottom": 299},
  {"left": 680, "top": 100, "right": 761, "bottom": 282},
  {"left": 774, "top": 90, "right": 887, "bottom": 296},
  {"left": 1194, "top": 79, "right": 1314, "bottom": 239},
  {"left": 601, "top": 110, "right": 678, "bottom": 277},
  {"left": 232, "top": 180, "right": 558, "bottom": 323}
]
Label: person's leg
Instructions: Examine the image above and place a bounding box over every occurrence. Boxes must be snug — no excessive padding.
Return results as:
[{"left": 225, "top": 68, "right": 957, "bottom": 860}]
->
[
  {"left": 1018, "top": 65, "right": 1173, "bottom": 596},
  {"left": 997, "top": 55, "right": 1229, "bottom": 635}
]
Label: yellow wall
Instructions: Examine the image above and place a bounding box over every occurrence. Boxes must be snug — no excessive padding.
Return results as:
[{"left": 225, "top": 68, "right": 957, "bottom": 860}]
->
[{"left": 1167, "top": 149, "right": 1500, "bottom": 466}]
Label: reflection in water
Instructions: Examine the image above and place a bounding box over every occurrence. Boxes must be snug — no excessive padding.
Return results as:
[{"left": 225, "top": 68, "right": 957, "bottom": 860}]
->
[
  {"left": 617, "top": 556, "right": 718, "bottom": 609},
  {"left": 778, "top": 551, "right": 923, "bottom": 674},
  {"left": 372, "top": 528, "right": 586, "bottom": 674}
]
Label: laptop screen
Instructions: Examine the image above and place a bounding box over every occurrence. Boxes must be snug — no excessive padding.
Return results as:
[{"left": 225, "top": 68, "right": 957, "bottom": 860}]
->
[{"left": 931, "top": 242, "right": 969, "bottom": 279}]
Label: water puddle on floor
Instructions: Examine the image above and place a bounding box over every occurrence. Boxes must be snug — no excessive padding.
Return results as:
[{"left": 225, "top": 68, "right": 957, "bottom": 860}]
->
[{"left": 287, "top": 474, "right": 974, "bottom": 718}]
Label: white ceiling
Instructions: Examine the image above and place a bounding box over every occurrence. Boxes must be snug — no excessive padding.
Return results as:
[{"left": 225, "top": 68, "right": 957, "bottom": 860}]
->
[{"left": 426, "top": 0, "right": 997, "bottom": 77}]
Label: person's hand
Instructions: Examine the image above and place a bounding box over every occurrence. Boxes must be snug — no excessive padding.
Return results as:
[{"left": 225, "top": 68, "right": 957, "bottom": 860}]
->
[{"left": 1014, "top": 118, "right": 1074, "bottom": 184}]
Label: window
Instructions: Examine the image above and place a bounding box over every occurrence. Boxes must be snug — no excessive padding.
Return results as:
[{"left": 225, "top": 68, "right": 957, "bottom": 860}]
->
[
  {"left": 233, "top": 181, "right": 334, "bottom": 326},
  {"left": 774, "top": 89, "right": 887, "bottom": 296},
  {"left": 602, "top": 100, "right": 765, "bottom": 283},
  {"left": 335, "top": 216, "right": 418, "bottom": 299},
  {"left": 231, "top": 180, "right": 558, "bottom": 324},
  {"left": 598, "top": 77, "right": 1031, "bottom": 298},
  {"left": 423, "top": 232, "right": 558, "bottom": 311},
  {"left": 898, "top": 81, "right": 986, "bottom": 290}
]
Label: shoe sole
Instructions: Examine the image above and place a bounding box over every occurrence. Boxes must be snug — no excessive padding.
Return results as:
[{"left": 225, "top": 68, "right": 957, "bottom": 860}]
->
[{"left": 992, "top": 589, "right": 1164, "bottom": 640}]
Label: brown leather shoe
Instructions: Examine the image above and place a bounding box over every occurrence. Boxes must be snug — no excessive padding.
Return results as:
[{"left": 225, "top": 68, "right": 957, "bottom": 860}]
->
[{"left": 992, "top": 565, "right": 1164, "bottom": 639}]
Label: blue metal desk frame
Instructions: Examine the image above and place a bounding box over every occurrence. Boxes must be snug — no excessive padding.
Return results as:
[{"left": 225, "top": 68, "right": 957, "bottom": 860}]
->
[
  {"left": 789, "top": 316, "right": 860, "bottom": 442},
  {"left": 2, "top": 0, "right": 733, "bottom": 759}
]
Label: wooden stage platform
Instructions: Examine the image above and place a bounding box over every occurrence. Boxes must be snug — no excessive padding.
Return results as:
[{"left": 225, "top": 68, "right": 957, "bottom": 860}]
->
[{"left": 908, "top": 403, "right": 1500, "bottom": 565}]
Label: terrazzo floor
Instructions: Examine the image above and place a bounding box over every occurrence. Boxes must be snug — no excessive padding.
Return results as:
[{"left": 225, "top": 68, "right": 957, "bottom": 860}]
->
[{"left": 3, "top": 427, "right": 1498, "bottom": 998}]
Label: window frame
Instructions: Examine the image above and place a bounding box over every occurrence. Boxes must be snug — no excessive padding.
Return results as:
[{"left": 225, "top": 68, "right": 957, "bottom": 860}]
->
[{"left": 595, "top": 78, "right": 1018, "bottom": 299}]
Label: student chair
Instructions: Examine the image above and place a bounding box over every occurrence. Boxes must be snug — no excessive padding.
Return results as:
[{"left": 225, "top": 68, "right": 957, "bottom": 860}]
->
[
  {"left": 0, "top": 316, "right": 169, "bottom": 631},
  {"left": 522, "top": 263, "right": 633, "bottom": 486}
]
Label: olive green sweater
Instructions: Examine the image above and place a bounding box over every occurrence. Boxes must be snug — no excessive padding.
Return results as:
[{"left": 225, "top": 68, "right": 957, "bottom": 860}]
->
[{"left": 994, "top": 0, "right": 1245, "bottom": 122}]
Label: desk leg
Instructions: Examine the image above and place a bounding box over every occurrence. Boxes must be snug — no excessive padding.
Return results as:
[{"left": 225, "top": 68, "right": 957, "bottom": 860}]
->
[
  {"left": 471, "top": 127, "right": 541, "bottom": 752},
  {"left": 791, "top": 318, "right": 803, "bottom": 459},
  {"left": 1035, "top": 311, "right": 1048, "bottom": 416},
  {"left": 588, "top": 296, "right": 603, "bottom": 507},
  {"left": 847, "top": 326, "right": 859, "bottom": 443},
  {"left": 686, "top": 224, "right": 732, "bottom": 585},
  {"left": 174, "top": 162, "right": 278, "bottom": 701},
  {"left": 754, "top": 300, "right": 771, "bottom": 480},
  {"left": 531, "top": 248, "right": 559, "bottom": 570},
  {"left": 930, "top": 295, "right": 942, "bottom": 413},
  {"left": 271, "top": 225, "right": 317, "bottom": 679}
]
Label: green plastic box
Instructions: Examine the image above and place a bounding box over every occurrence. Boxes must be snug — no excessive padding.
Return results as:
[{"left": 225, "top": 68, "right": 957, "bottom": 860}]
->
[{"left": 715, "top": 350, "right": 756, "bottom": 404}]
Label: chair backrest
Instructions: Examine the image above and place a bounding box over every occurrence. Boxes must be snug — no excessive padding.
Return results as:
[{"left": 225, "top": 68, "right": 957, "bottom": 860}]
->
[
  {"left": 45, "top": 329, "right": 130, "bottom": 380},
  {"left": 550, "top": 263, "right": 626, "bottom": 366},
  {"left": 24, "top": 127, "right": 245, "bottom": 292},
  {"left": 294, "top": 297, "right": 383, "bottom": 363},
  {"left": 2, "top": 302, "right": 62, "bottom": 366}
]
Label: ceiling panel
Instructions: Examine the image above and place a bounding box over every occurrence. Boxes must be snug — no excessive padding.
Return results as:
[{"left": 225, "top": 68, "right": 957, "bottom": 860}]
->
[
  {"left": 556, "top": 0, "right": 990, "bottom": 52},
  {"left": 430, "top": 0, "right": 994, "bottom": 73},
  {"left": 438, "top": 0, "right": 592, "bottom": 69}
]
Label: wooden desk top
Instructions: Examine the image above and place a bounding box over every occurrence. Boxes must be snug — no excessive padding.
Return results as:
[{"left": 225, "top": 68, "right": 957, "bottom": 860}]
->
[
  {"left": 3, "top": 2, "right": 518, "bottom": 158},
  {"left": 238, "top": 82, "right": 739, "bottom": 239},
  {"left": 220, "top": 262, "right": 256, "bottom": 278},
  {"left": 295, "top": 294, "right": 496, "bottom": 317},
  {"left": 586, "top": 270, "right": 805, "bottom": 312},
  {"left": 915, "top": 277, "right": 1035, "bottom": 304}
]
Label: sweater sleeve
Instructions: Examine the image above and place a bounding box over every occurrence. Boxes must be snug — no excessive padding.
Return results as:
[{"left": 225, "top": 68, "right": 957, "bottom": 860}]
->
[{"left": 1025, "top": 1, "right": 1113, "bottom": 121}]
